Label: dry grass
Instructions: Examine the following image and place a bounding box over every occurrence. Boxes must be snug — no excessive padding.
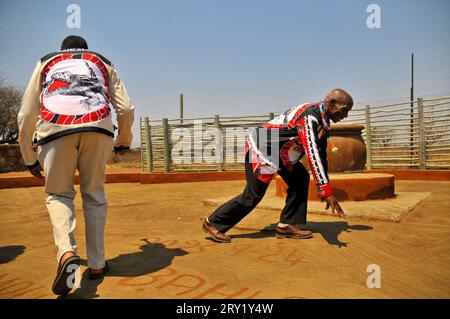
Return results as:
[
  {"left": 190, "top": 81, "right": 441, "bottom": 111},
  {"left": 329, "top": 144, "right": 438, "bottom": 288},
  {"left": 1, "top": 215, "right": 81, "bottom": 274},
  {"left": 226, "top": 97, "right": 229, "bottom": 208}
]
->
[{"left": 106, "top": 148, "right": 142, "bottom": 169}]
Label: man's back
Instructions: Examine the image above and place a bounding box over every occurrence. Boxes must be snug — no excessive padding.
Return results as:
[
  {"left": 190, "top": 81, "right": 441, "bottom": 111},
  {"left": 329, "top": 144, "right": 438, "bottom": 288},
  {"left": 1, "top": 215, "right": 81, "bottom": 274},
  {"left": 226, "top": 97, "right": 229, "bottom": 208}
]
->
[
  {"left": 18, "top": 45, "right": 134, "bottom": 167},
  {"left": 40, "top": 50, "right": 112, "bottom": 125}
]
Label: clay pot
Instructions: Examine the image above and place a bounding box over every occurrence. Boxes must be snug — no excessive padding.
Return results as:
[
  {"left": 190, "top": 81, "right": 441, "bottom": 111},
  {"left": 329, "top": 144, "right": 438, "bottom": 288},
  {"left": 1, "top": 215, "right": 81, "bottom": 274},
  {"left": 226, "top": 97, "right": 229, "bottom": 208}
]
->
[{"left": 301, "top": 124, "right": 367, "bottom": 172}]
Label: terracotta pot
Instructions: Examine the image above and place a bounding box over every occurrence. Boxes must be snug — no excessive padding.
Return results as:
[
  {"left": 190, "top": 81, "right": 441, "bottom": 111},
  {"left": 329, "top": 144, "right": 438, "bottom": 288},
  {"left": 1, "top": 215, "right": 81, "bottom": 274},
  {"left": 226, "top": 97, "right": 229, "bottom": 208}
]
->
[{"left": 301, "top": 124, "right": 367, "bottom": 172}]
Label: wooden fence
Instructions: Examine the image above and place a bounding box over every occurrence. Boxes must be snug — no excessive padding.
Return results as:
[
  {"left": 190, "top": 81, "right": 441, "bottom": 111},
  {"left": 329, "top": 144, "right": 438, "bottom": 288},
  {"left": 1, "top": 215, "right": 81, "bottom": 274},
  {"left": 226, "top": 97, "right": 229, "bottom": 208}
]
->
[
  {"left": 140, "top": 96, "right": 450, "bottom": 172},
  {"left": 340, "top": 96, "right": 450, "bottom": 169}
]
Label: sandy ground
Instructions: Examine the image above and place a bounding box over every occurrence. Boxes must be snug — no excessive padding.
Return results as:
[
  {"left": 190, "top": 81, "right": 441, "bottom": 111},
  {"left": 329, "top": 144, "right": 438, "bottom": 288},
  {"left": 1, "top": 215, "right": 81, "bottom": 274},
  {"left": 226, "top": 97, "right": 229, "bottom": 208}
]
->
[{"left": 0, "top": 180, "right": 449, "bottom": 299}]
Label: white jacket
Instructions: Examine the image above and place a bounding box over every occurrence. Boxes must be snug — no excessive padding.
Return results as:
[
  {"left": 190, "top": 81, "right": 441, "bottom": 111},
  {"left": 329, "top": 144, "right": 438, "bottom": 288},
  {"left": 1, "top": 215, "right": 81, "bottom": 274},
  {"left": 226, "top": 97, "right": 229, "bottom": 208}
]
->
[{"left": 18, "top": 49, "right": 134, "bottom": 166}]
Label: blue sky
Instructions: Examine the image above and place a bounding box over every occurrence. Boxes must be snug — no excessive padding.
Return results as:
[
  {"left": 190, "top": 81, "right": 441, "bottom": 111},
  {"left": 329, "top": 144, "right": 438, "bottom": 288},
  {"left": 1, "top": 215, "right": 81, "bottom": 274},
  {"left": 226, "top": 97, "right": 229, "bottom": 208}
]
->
[{"left": 1, "top": 0, "right": 449, "bottom": 146}]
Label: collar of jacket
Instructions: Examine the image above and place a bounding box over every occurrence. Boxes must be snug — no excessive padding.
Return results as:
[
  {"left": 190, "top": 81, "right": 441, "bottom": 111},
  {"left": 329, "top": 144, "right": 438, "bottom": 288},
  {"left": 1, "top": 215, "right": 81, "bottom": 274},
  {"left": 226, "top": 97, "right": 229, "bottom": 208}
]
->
[{"left": 319, "top": 102, "right": 330, "bottom": 130}]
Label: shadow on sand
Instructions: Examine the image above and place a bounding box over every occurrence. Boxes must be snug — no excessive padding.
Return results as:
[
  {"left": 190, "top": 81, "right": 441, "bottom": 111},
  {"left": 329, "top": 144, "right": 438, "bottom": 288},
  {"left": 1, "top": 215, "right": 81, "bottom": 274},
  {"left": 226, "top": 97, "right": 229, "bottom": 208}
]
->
[
  {"left": 61, "top": 238, "right": 188, "bottom": 299},
  {"left": 304, "top": 221, "right": 373, "bottom": 247},
  {"left": 0, "top": 245, "right": 26, "bottom": 264},
  {"left": 230, "top": 221, "right": 373, "bottom": 248}
]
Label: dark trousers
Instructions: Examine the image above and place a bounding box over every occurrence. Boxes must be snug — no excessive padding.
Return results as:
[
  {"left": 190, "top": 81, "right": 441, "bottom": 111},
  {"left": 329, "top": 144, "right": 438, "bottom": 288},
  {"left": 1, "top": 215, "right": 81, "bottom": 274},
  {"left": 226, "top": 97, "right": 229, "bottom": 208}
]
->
[{"left": 208, "top": 151, "right": 310, "bottom": 233}]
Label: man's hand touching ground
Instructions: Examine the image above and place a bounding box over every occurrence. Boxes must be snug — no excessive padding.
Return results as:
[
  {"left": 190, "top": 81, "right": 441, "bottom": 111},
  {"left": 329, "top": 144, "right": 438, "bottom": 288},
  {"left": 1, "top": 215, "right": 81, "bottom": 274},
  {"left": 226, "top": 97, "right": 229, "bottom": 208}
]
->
[{"left": 324, "top": 194, "right": 346, "bottom": 218}]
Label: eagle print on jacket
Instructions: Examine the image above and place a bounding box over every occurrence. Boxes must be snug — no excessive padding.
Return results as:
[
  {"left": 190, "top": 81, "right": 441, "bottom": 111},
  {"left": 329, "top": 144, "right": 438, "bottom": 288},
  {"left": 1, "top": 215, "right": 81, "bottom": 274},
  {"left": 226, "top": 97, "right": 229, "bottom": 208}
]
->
[
  {"left": 39, "top": 53, "right": 111, "bottom": 125},
  {"left": 43, "top": 61, "right": 105, "bottom": 111}
]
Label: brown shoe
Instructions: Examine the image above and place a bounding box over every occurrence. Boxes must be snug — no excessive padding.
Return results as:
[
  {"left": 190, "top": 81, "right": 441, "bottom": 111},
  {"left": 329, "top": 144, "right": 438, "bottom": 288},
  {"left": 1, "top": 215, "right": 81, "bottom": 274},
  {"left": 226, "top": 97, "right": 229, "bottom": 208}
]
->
[
  {"left": 276, "top": 224, "right": 313, "bottom": 239},
  {"left": 88, "top": 262, "right": 110, "bottom": 280},
  {"left": 202, "top": 218, "right": 231, "bottom": 243}
]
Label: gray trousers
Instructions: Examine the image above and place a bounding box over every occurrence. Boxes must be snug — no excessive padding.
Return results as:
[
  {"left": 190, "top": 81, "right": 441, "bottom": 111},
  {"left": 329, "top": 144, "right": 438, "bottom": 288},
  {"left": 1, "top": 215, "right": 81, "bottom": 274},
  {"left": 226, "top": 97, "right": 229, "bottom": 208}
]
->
[{"left": 38, "top": 132, "right": 113, "bottom": 269}]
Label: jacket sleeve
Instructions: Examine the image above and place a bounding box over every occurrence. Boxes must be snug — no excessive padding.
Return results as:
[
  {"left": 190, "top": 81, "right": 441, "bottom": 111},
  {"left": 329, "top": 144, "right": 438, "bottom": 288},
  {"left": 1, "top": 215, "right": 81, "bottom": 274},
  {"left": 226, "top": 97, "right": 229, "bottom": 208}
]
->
[
  {"left": 17, "top": 61, "right": 42, "bottom": 166},
  {"left": 297, "top": 114, "right": 332, "bottom": 198},
  {"left": 108, "top": 66, "right": 135, "bottom": 148}
]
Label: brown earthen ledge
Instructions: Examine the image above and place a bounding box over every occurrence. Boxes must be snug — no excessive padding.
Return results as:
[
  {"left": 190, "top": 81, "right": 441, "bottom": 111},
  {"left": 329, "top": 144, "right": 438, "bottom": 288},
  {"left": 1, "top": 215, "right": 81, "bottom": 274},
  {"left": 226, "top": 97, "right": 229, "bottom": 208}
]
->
[
  {"left": 0, "top": 171, "right": 245, "bottom": 189},
  {"left": 1, "top": 169, "right": 448, "bottom": 190},
  {"left": 367, "top": 169, "right": 450, "bottom": 181},
  {"left": 140, "top": 171, "right": 245, "bottom": 184}
]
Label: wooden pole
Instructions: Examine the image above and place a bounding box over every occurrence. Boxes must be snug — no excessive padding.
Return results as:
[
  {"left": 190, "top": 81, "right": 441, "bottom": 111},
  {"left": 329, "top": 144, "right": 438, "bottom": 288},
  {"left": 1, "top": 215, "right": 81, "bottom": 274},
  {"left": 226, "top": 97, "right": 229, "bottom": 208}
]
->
[
  {"left": 417, "top": 97, "right": 426, "bottom": 169},
  {"left": 143, "top": 117, "right": 152, "bottom": 172},
  {"left": 139, "top": 117, "right": 144, "bottom": 172},
  {"left": 269, "top": 112, "right": 274, "bottom": 120},
  {"left": 180, "top": 94, "right": 184, "bottom": 125},
  {"left": 215, "top": 114, "right": 223, "bottom": 172},
  {"left": 365, "top": 105, "right": 372, "bottom": 170},
  {"left": 162, "top": 118, "right": 170, "bottom": 172}
]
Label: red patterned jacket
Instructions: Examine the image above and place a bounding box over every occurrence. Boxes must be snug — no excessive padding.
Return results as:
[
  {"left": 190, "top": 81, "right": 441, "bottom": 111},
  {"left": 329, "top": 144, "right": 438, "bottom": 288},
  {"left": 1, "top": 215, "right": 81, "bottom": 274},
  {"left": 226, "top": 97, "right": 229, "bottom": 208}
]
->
[{"left": 246, "top": 102, "right": 332, "bottom": 198}]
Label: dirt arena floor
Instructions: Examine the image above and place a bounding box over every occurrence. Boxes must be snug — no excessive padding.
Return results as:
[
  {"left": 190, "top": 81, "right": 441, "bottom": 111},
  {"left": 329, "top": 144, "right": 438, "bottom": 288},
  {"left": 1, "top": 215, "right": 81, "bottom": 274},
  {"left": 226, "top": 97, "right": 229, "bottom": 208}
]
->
[{"left": 0, "top": 179, "right": 449, "bottom": 299}]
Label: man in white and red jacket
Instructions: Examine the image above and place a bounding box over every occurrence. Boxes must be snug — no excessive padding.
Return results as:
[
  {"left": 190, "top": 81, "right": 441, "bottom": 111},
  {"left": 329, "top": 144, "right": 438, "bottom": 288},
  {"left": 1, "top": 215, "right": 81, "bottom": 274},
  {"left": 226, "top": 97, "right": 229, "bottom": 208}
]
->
[
  {"left": 203, "top": 89, "right": 353, "bottom": 243},
  {"left": 18, "top": 35, "right": 134, "bottom": 295}
]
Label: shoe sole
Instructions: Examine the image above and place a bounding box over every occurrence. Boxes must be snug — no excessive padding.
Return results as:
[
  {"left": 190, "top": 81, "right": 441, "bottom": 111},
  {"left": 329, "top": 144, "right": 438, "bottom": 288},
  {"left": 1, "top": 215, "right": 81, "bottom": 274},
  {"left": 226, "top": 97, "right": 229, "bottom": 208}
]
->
[
  {"left": 276, "top": 233, "right": 313, "bottom": 239},
  {"left": 52, "top": 256, "right": 81, "bottom": 296},
  {"left": 202, "top": 224, "right": 231, "bottom": 243}
]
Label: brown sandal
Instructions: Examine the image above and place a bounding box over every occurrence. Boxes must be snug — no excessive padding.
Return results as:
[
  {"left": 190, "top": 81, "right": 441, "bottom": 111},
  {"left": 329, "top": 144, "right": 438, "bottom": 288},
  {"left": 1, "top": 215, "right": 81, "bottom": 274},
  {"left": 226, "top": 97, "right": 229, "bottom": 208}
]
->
[{"left": 52, "top": 255, "right": 81, "bottom": 295}]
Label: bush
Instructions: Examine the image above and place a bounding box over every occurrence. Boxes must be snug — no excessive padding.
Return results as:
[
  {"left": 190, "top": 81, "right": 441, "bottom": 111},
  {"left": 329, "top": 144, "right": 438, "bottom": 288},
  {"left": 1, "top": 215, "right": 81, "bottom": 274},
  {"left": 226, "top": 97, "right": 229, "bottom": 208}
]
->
[{"left": 0, "top": 78, "right": 23, "bottom": 144}]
